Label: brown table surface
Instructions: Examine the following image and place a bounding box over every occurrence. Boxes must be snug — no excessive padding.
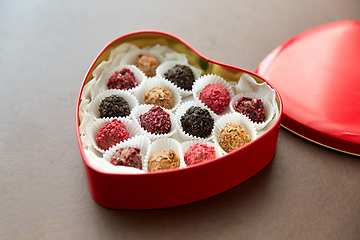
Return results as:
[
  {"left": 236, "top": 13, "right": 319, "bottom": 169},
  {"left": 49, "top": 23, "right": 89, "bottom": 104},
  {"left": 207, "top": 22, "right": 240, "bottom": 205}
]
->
[{"left": 1, "top": 0, "right": 360, "bottom": 239}]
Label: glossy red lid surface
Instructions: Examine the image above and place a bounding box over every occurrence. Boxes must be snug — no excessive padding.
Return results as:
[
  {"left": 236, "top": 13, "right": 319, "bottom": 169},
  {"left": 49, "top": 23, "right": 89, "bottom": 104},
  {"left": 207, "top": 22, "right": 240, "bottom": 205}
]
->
[{"left": 256, "top": 20, "right": 360, "bottom": 156}]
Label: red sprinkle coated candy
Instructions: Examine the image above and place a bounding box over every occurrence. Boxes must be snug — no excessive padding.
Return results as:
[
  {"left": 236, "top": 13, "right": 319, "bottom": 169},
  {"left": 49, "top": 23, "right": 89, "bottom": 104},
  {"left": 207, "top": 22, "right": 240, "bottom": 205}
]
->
[
  {"left": 96, "top": 119, "right": 130, "bottom": 151},
  {"left": 107, "top": 68, "right": 138, "bottom": 90},
  {"left": 110, "top": 147, "right": 142, "bottom": 169},
  {"left": 199, "top": 84, "right": 230, "bottom": 114},
  {"left": 140, "top": 106, "right": 171, "bottom": 135},
  {"left": 184, "top": 143, "right": 216, "bottom": 166},
  {"left": 234, "top": 96, "right": 265, "bottom": 123}
]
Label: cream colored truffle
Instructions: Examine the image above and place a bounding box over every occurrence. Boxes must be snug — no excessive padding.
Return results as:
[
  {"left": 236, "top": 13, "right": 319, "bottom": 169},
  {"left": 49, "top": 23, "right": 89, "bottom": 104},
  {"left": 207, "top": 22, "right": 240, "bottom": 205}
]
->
[
  {"left": 144, "top": 87, "right": 174, "bottom": 109},
  {"left": 135, "top": 54, "right": 160, "bottom": 77},
  {"left": 148, "top": 149, "right": 180, "bottom": 172},
  {"left": 218, "top": 122, "right": 251, "bottom": 153}
]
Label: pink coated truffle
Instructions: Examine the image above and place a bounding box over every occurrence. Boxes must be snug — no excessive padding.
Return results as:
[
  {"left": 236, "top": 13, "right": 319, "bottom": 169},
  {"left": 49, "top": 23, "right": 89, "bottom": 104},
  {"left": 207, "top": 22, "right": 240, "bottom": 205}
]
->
[
  {"left": 96, "top": 119, "right": 130, "bottom": 151},
  {"left": 184, "top": 143, "right": 216, "bottom": 166},
  {"left": 199, "top": 84, "right": 230, "bottom": 114}
]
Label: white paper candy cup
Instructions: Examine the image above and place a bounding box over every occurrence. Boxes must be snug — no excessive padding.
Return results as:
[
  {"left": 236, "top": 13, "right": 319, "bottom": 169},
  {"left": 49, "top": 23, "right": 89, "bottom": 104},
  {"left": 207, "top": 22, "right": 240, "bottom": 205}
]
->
[
  {"left": 213, "top": 113, "right": 257, "bottom": 155},
  {"left": 230, "top": 92, "right": 275, "bottom": 131},
  {"left": 87, "top": 117, "right": 142, "bottom": 154},
  {"left": 192, "top": 74, "right": 235, "bottom": 115},
  {"left": 133, "top": 76, "right": 182, "bottom": 112},
  {"left": 103, "top": 135, "right": 151, "bottom": 172},
  {"left": 95, "top": 64, "right": 146, "bottom": 94},
  {"left": 90, "top": 89, "right": 139, "bottom": 120},
  {"left": 131, "top": 104, "right": 178, "bottom": 141},
  {"left": 120, "top": 49, "right": 166, "bottom": 77},
  {"left": 85, "top": 148, "right": 145, "bottom": 174},
  {"left": 145, "top": 138, "right": 185, "bottom": 172},
  {"left": 176, "top": 101, "right": 218, "bottom": 142},
  {"left": 180, "top": 139, "right": 224, "bottom": 167},
  {"left": 156, "top": 61, "right": 202, "bottom": 97}
]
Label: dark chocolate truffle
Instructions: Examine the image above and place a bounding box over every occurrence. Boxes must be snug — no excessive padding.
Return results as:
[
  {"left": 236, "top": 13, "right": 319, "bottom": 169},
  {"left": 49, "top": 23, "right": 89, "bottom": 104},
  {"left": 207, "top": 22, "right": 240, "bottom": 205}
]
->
[
  {"left": 144, "top": 87, "right": 174, "bottom": 109},
  {"left": 107, "top": 68, "right": 137, "bottom": 90},
  {"left": 180, "top": 106, "right": 214, "bottom": 138},
  {"left": 99, "top": 95, "right": 131, "bottom": 118},
  {"left": 148, "top": 149, "right": 180, "bottom": 172},
  {"left": 139, "top": 106, "right": 171, "bottom": 135},
  {"left": 218, "top": 122, "right": 251, "bottom": 153},
  {"left": 134, "top": 54, "right": 160, "bottom": 77},
  {"left": 96, "top": 119, "right": 130, "bottom": 151},
  {"left": 164, "top": 64, "right": 195, "bottom": 91},
  {"left": 110, "top": 147, "right": 142, "bottom": 169},
  {"left": 233, "top": 97, "right": 265, "bottom": 123},
  {"left": 199, "top": 84, "right": 230, "bottom": 114}
]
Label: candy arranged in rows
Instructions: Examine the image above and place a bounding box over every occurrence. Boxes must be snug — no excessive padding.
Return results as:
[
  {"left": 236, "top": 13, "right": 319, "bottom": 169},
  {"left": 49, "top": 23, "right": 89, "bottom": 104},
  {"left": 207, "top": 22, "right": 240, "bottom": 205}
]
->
[
  {"left": 87, "top": 108, "right": 257, "bottom": 172},
  {"left": 92, "top": 65, "right": 274, "bottom": 130},
  {"left": 82, "top": 46, "right": 276, "bottom": 173}
]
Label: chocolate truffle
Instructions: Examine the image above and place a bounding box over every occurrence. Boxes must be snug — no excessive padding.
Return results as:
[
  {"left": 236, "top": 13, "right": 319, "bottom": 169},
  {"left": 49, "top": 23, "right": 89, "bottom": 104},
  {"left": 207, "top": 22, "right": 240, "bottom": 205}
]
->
[
  {"left": 184, "top": 143, "right": 216, "bottom": 166},
  {"left": 99, "top": 95, "right": 130, "bottom": 118},
  {"left": 164, "top": 64, "right": 195, "bottom": 91},
  {"left": 148, "top": 149, "right": 180, "bottom": 172},
  {"left": 180, "top": 106, "right": 214, "bottom": 138},
  {"left": 96, "top": 119, "right": 130, "bottom": 151},
  {"left": 110, "top": 147, "right": 142, "bottom": 169},
  {"left": 139, "top": 106, "right": 171, "bottom": 135},
  {"left": 107, "top": 68, "right": 137, "bottom": 90},
  {"left": 144, "top": 87, "right": 174, "bottom": 109},
  {"left": 199, "top": 84, "right": 230, "bottom": 114},
  {"left": 233, "top": 96, "right": 265, "bottom": 123},
  {"left": 134, "top": 54, "right": 160, "bottom": 77},
  {"left": 218, "top": 122, "right": 251, "bottom": 153}
]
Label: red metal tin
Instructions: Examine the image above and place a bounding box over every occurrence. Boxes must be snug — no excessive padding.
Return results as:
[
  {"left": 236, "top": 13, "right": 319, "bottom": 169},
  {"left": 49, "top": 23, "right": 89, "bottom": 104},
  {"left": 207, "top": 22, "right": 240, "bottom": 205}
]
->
[
  {"left": 256, "top": 20, "right": 360, "bottom": 156},
  {"left": 76, "top": 31, "right": 283, "bottom": 209}
]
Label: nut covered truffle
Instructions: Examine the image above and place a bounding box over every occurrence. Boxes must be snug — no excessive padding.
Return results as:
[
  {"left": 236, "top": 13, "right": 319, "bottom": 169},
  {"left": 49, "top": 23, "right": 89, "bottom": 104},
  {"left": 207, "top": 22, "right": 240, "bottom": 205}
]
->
[
  {"left": 164, "top": 64, "right": 195, "bottom": 91},
  {"left": 107, "top": 68, "right": 137, "bottom": 90},
  {"left": 148, "top": 149, "right": 180, "bottom": 172},
  {"left": 199, "top": 84, "right": 230, "bottom": 114},
  {"left": 144, "top": 87, "right": 174, "bottom": 109},
  {"left": 184, "top": 143, "right": 216, "bottom": 166},
  {"left": 99, "top": 95, "right": 130, "bottom": 118},
  {"left": 96, "top": 119, "right": 130, "bottom": 151},
  {"left": 110, "top": 147, "right": 142, "bottom": 169},
  {"left": 218, "top": 122, "right": 251, "bottom": 153},
  {"left": 139, "top": 106, "right": 171, "bottom": 135},
  {"left": 180, "top": 106, "right": 214, "bottom": 138},
  {"left": 233, "top": 96, "right": 265, "bottom": 123},
  {"left": 135, "top": 54, "right": 160, "bottom": 77}
]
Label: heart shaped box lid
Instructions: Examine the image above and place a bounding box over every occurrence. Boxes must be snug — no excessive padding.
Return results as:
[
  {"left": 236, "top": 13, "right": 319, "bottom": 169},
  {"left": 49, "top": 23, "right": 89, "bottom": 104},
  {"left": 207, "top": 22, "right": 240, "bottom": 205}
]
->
[{"left": 256, "top": 20, "right": 360, "bottom": 156}]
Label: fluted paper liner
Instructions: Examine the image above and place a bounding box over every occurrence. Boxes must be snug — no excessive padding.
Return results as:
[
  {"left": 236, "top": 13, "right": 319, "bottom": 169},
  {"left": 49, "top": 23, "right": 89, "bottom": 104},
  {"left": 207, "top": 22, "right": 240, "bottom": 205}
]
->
[
  {"left": 213, "top": 113, "right": 257, "bottom": 155},
  {"left": 180, "top": 139, "right": 224, "bottom": 167},
  {"left": 156, "top": 60, "right": 202, "bottom": 97},
  {"left": 131, "top": 104, "right": 178, "bottom": 141},
  {"left": 192, "top": 74, "right": 235, "bottom": 115},
  {"left": 145, "top": 138, "right": 185, "bottom": 172},
  {"left": 119, "top": 49, "right": 166, "bottom": 76},
  {"left": 103, "top": 135, "right": 151, "bottom": 172},
  {"left": 91, "top": 89, "right": 139, "bottom": 120},
  {"left": 176, "top": 101, "right": 218, "bottom": 142},
  {"left": 95, "top": 64, "right": 146, "bottom": 94},
  {"left": 230, "top": 92, "right": 275, "bottom": 131},
  {"left": 88, "top": 117, "right": 142, "bottom": 154},
  {"left": 133, "top": 76, "right": 182, "bottom": 112}
]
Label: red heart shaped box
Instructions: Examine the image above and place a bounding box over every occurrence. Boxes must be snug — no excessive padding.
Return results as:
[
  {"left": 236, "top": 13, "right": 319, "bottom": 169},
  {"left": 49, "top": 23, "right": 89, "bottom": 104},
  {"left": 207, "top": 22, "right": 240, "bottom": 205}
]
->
[{"left": 76, "top": 31, "right": 283, "bottom": 210}]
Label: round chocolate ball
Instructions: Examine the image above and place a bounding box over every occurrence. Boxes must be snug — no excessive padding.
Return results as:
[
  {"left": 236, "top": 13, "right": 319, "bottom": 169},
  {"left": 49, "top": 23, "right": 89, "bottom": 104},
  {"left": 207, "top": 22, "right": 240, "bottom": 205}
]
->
[
  {"left": 99, "top": 95, "right": 131, "bottom": 118},
  {"left": 164, "top": 64, "right": 195, "bottom": 91},
  {"left": 180, "top": 106, "right": 214, "bottom": 138}
]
